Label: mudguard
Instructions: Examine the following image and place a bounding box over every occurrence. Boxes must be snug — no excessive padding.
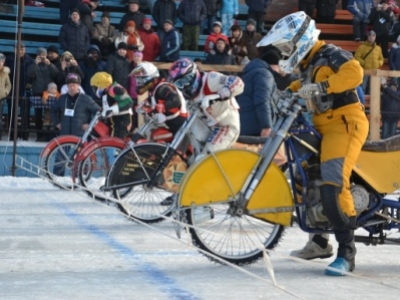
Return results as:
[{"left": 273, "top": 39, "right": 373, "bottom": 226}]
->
[
  {"left": 40, "top": 135, "right": 80, "bottom": 159},
  {"left": 353, "top": 149, "right": 400, "bottom": 194},
  {"left": 71, "top": 137, "right": 127, "bottom": 182},
  {"left": 178, "top": 149, "right": 293, "bottom": 226}
]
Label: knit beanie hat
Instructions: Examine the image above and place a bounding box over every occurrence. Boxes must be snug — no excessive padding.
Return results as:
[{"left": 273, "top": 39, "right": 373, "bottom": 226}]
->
[
  {"left": 47, "top": 45, "right": 59, "bottom": 55},
  {"left": 126, "top": 20, "right": 136, "bottom": 28},
  {"left": 261, "top": 50, "right": 282, "bottom": 65},
  {"left": 36, "top": 47, "right": 47, "bottom": 56},
  {"left": 117, "top": 42, "right": 128, "bottom": 50}
]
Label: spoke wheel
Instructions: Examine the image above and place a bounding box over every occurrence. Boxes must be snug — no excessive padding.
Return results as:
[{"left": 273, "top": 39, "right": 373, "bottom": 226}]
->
[
  {"left": 44, "top": 142, "right": 78, "bottom": 189},
  {"left": 78, "top": 145, "right": 125, "bottom": 203},
  {"left": 107, "top": 143, "right": 187, "bottom": 223},
  {"left": 186, "top": 204, "right": 285, "bottom": 265}
]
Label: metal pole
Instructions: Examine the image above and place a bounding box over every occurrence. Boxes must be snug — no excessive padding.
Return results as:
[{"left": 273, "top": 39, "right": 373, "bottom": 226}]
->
[{"left": 11, "top": 0, "right": 24, "bottom": 176}]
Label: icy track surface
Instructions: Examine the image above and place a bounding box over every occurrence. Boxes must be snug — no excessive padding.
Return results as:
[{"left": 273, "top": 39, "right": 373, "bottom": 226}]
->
[{"left": 1, "top": 177, "right": 400, "bottom": 300}]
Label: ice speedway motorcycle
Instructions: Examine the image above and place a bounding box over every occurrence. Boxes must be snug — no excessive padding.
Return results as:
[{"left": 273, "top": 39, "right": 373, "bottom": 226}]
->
[
  {"left": 104, "top": 100, "right": 213, "bottom": 223},
  {"left": 175, "top": 92, "right": 400, "bottom": 265}
]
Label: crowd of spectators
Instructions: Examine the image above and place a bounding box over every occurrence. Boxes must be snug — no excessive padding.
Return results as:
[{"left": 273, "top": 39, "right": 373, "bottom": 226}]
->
[{"left": 1, "top": 0, "right": 400, "bottom": 141}]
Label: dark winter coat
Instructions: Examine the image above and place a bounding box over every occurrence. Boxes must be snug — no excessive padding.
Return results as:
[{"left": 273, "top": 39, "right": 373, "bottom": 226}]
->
[
  {"left": 389, "top": 43, "right": 400, "bottom": 70},
  {"left": 236, "top": 58, "right": 277, "bottom": 136},
  {"left": 204, "top": 44, "right": 236, "bottom": 65},
  {"left": 389, "top": 22, "right": 400, "bottom": 42},
  {"left": 59, "top": 20, "right": 90, "bottom": 61},
  {"left": 5, "top": 53, "right": 35, "bottom": 97},
  {"left": 119, "top": 10, "right": 146, "bottom": 31},
  {"left": 152, "top": 0, "right": 177, "bottom": 27},
  {"left": 26, "top": 62, "right": 59, "bottom": 96},
  {"left": 245, "top": 0, "right": 272, "bottom": 13},
  {"left": 316, "top": 0, "right": 339, "bottom": 18},
  {"left": 76, "top": 1, "right": 95, "bottom": 31},
  {"left": 178, "top": 0, "right": 207, "bottom": 26},
  {"left": 159, "top": 28, "right": 180, "bottom": 62},
  {"left": 79, "top": 48, "right": 107, "bottom": 101},
  {"left": 56, "top": 65, "right": 85, "bottom": 88},
  {"left": 51, "top": 92, "right": 100, "bottom": 136},
  {"left": 242, "top": 30, "right": 262, "bottom": 60},
  {"left": 369, "top": 7, "right": 393, "bottom": 36},
  {"left": 382, "top": 86, "right": 400, "bottom": 121},
  {"left": 105, "top": 52, "right": 132, "bottom": 90},
  {"left": 203, "top": 0, "right": 222, "bottom": 16}
]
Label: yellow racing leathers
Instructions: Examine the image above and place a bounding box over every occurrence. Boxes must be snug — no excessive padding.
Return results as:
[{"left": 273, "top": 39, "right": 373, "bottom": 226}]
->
[{"left": 288, "top": 40, "right": 369, "bottom": 229}]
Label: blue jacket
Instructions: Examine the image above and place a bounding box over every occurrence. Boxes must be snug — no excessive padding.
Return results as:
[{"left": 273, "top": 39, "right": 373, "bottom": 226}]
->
[
  {"left": 389, "top": 43, "right": 400, "bottom": 70},
  {"left": 347, "top": 0, "right": 374, "bottom": 22},
  {"left": 220, "top": 0, "right": 238, "bottom": 15},
  {"left": 160, "top": 28, "right": 180, "bottom": 62},
  {"left": 245, "top": 0, "right": 272, "bottom": 13},
  {"left": 236, "top": 58, "right": 276, "bottom": 136}
]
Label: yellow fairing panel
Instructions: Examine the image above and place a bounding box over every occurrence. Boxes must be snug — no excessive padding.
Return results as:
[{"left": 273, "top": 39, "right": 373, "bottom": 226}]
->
[
  {"left": 179, "top": 149, "right": 293, "bottom": 226},
  {"left": 353, "top": 150, "right": 400, "bottom": 194}
]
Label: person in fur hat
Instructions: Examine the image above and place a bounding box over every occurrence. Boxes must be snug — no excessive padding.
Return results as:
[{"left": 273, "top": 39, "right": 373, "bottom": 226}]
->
[
  {"left": 229, "top": 24, "right": 248, "bottom": 65},
  {"left": 0, "top": 53, "right": 11, "bottom": 140}
]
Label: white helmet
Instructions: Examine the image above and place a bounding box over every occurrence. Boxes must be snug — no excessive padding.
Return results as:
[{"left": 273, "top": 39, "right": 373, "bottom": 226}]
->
[
  {"left": 257, "top": 11, "right": 320, "bottom": 73},
  {"left": 131, "top": 61, "right": 160, "bottom": 95}
]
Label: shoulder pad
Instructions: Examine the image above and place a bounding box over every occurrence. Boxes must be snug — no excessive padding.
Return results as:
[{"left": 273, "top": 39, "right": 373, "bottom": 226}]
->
[{"left": 323, "top": 44, "right": 354, "bottom": 72}]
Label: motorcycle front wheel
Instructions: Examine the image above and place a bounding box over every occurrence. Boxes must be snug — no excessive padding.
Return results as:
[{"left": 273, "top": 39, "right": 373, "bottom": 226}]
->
[{"left": 106, "top": 143, "right": 188, "bottom": 223}]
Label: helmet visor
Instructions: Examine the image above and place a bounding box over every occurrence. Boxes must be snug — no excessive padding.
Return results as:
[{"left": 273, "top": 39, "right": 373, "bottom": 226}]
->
[
  {"left": 173, "top": 73, "right": 194, "bottom": 90},
  {"left": 274, "top": 41, "right": 295, "bottom": 58}
]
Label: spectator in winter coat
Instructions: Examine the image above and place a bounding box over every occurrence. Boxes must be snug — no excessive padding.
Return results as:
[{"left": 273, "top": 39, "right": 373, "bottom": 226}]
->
[
  {"left": 347, "top": 0, "right": 374, "bottom": 41},
  {"left": 60, "top": 0, "right": 79, "bottom": 25},
  {"left": 51, "top": 73, "right": 100, "bottom": 137},
  {"left": 389, "top": 14, "right": 400, "bottom": 41},
  {"left": 91, "top": 11, "right": 117, "bottom": 57},
  {"left": 115, "top": 20, "right": 145, "bottom": 62},
  {"left": 106, "top": 42, "right": 132, "bottom": 90},
  {"left": 26, "top": 47, "right": 59, "bottom": 141},
  {"left": 178, "top": 0, "right": 207, "bottom": 51},
  {"left": 316, "top": 0, "right": 339, "bottom": 24},
  {"left": 79, "top": 45, "right": 106, "bottom": 103},
  {"left": 220, "top": 0, "right": 239, "bottom": 36},
  {"left": 299, "top": 0, "right": 316, "bottom": 18},
  {"left": 245, "top": 0, "right": 272, "bottom": 34},
  {"left": 354, "top": 30, "right": 384, "bottom": 93},
  {"left": 159, "top": 20, "right": 180, "bottom": 62},
  {"left": 202, "top": 0, "right": 222, "bottom": 34},
  {"left": 138, "top": 18, "right": 161, "bottom": 61},
  {"left": 4, "top": 43, "right": 34, "bottom": 140},
  {"left": 0, "top": 53, "right": 11, "bottom": 140},
  {"left": 56, "top": 51, "right": 85, "bottom": 91},
  {"left": 76, "top": 0, "right": 99, "bottom": 32},
  {"left": 236, "top": 49, "right": 282, "bottom": 137},
  {"left": 119, "top": 0, "right": 146, "bottom": 32},
  {"left": 368, "top": 0, "right": 393, "bottom": 58},
  {"left": 46, "top": 45, "right": 61, "bottom": 71},
  {"left": 242, "top": 18, "right": 262, "bottom": 60},
  {"left": 58, "top": 9, "right": 90, "bottom": 61},
  {"left": 389, "top": 35, "right": 400, "bottom": 70},
  {"left": 381, "top": 79, "right": 400, "bottom": 138},
  {"left": 152, "top": 0, "right": 177, "bottom": 41},
  {"left": 205, "top": 38, "right": 236, "bottom": 66},
  {"left": 229, "top": 24, "right": 248, "bottom": 65},
  {"left": 204, "top": 21, "right": 229, "bottom": 53}
]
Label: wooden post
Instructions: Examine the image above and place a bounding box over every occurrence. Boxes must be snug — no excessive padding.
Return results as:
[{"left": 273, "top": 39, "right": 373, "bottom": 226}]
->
[{"left": 369, "top": 70, "right": 381, "bottom": 141}]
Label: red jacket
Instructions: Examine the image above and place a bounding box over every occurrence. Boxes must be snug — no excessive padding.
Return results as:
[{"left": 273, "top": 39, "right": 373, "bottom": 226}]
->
[
  {"left": 204, "top": 32, "right": 229, "bottom": 53},
  {"left": 138, "top": 28, "right": 161, "bottom": 62}
]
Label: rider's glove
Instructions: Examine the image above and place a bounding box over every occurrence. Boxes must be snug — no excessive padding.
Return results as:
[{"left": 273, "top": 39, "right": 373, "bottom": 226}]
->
[
  {"left": 298, "top": 82, "right": 328, "bottom": 99},
  {"left": 201, "top": 94, "right": 222, "bottom": 109},
  {"left": 154, "top": 112, "right": 167, "bottom": 124}
]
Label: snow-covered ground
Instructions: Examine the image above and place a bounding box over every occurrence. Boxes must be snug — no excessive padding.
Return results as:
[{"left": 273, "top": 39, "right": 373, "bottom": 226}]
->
[{"left": 1, "top": 177, "right": 400, "bottom": 300}]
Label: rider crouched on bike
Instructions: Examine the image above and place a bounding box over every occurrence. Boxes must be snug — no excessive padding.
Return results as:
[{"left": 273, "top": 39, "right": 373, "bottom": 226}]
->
[
  {"left": 258, "top": 11, "right": 369, "bottom": 275},
  {"left": 90, "top": 72, "right": 133, "bottom": 139},
  {"left": 168, "top": 58, "right": 244, "bottom": 155},
  {"left": 131, "top": 62, "right": 188, "bottom": 134}
]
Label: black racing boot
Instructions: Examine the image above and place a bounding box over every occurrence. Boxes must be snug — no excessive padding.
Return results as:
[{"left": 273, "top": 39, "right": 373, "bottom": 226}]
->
[{"left": 325, "top": 229, "right": 356, "bottom": 276}]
